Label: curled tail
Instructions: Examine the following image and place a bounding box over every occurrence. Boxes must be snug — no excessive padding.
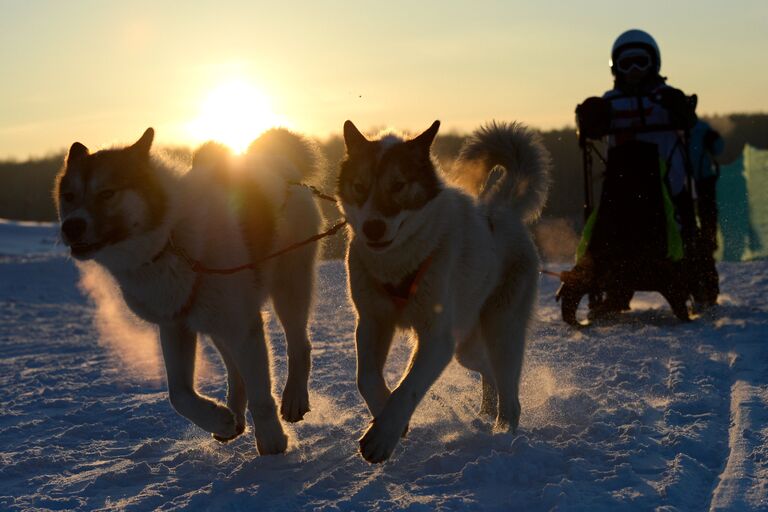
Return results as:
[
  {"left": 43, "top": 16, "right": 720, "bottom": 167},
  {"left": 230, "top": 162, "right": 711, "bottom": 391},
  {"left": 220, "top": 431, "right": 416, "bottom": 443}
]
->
[
  {"left": 455, "top": 121, "right": 551, "bottom": 223},
  {"left": 192, "top": 141, "right": 233, "bottom": 180},
  {"left": 245, "top": 128, "right": 323, "bottom": 183}
]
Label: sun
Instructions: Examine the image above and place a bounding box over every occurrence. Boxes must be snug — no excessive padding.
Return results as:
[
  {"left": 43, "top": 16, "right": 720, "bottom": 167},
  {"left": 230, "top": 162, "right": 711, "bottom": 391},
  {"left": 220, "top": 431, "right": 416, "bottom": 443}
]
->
[{"left": 187, "top": 80, "right": 287, "bottom": 153}]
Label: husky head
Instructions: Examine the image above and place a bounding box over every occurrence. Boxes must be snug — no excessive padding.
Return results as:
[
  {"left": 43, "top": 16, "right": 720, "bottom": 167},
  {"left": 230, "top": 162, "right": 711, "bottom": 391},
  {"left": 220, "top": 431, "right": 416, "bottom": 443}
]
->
[
  {"left": 54, "top": 128, "right": 169, "bottom": 262},
  {"left": 337, "top": 120, "right": 442, "bottom": 252}
]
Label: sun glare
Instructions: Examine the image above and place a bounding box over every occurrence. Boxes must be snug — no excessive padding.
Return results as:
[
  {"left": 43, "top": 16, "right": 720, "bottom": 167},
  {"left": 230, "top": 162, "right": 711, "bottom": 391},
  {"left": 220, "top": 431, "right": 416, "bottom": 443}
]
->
[{"left": 187, "top": 80, "right": 287, "bottom": 153}]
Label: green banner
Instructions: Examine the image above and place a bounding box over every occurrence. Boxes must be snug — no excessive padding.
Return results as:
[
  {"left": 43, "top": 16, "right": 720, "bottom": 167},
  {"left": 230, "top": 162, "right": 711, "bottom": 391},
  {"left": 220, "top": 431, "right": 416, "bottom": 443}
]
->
[{"left": 717, "top": 145, "right": 767, "bottom": 261}]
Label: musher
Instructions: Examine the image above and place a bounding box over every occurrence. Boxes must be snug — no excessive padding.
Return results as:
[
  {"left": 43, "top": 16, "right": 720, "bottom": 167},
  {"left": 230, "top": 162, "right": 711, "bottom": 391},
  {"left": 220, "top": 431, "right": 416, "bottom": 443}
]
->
[{"left": 559, "top": 29, "right": 698, "bottom": 324}]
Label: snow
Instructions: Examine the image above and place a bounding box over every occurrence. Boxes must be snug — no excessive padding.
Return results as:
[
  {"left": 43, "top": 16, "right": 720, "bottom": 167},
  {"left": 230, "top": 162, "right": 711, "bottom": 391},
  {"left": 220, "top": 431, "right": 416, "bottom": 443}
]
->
[{"left": 1, "top": 219, "right": 767, "bottom": 511}]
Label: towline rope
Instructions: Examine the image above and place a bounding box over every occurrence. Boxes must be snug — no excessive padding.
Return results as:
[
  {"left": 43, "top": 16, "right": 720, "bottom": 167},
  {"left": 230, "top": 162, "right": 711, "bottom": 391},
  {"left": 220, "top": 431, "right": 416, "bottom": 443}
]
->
[
  {"left": 540, "top": 268, "right": 563, "bottom": 279},
  {"left": 166, "top": 179, "right": 567, "bottom": 281},
  {"left": 169, "top": 183, "right": 346, "bottom": 275}
]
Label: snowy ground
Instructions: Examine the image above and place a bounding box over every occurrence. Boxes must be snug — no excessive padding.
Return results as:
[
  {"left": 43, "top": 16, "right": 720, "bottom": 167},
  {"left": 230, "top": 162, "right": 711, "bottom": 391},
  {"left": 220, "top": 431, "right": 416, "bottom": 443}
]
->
[{"left": 1, "top": 219, "right": 767, "bottom": 511}]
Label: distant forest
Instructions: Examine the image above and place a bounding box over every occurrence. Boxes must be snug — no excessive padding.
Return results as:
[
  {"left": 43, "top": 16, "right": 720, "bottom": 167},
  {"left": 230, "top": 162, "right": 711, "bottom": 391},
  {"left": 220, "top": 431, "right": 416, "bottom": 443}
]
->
[{"left": 2, "top": 113, "right": 766, "bottom": 259}]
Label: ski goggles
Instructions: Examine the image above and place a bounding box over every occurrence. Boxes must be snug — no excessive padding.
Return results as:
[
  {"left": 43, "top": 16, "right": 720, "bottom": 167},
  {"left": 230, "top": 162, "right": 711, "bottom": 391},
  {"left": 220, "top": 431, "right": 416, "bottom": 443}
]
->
[{"left": 615, "top": 51, "right": 652, "bottom": 73}]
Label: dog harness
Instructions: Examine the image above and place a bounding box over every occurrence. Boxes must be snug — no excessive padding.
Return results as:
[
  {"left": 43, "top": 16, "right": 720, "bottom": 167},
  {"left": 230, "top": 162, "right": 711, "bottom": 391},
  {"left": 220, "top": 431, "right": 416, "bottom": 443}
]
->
[
  {"left": 173, "top": 274, "right": 202, "bottom": 319},
  {"left": 381, "top": 255, "right": 433, "bottom": 310},
  {"left": 144, "top": 238, "right": 202, "bottom": 320}
]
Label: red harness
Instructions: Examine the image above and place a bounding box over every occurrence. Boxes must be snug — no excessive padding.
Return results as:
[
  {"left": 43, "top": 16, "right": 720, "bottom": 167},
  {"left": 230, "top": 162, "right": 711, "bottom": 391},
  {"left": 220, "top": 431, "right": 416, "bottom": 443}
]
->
[{"left": 380, "top": 255, "right": 433, "bottom": 310}]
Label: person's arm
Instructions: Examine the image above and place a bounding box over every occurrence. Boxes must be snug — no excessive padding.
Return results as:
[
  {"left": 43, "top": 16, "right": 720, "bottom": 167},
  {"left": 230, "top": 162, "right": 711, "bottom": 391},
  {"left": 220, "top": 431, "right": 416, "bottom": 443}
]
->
[
  {"left": 576, "top": 97, "right": 612, "bottom": 140},
  {"left": 704, "top": 128, "right": 724, "bottom": 156},
  {"left": 657, "top": 87, "right": 697, "bottom": 130}
]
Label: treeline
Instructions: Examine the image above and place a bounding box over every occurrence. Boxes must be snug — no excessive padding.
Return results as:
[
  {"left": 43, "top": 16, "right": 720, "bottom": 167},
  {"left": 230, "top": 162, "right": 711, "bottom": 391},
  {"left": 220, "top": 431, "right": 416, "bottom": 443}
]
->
[{"left": 3, "top": 112, "right": 766, "bottom": 230}]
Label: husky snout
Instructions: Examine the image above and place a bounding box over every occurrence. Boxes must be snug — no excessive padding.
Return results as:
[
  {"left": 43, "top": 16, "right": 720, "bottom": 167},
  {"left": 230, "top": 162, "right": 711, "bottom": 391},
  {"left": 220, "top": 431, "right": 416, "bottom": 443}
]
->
[
  {"left": 362, "top": 217, "right": 399, "bottom": 250},
  {"left": 362, "top": 219, "right": 386, "bottom": 241},
  {"left": 61, "top": 217, "right": 87, "bottom": 243},
  {"left": 60, "top": 215, "right": 103, "bottom": 259}
]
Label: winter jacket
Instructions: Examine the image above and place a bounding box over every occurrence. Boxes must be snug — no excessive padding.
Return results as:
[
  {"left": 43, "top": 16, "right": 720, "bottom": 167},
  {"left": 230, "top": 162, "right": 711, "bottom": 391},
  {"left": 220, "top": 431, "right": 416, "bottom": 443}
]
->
[{"left": 602, "top": 83, "right": 693, "bottom": 196}]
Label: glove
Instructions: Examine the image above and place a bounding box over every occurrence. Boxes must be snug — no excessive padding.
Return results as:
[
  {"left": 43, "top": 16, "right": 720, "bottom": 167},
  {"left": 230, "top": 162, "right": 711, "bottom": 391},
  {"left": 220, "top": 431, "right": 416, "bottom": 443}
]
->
[
  {"left": 656, "top": 88, "right": 697, "bottom": 129},
  {"left": 576, "top": 97, "right": 612, "bottom": 140},
  {"left": 703, "top": 128, "right": 721, "bottom": 152}
]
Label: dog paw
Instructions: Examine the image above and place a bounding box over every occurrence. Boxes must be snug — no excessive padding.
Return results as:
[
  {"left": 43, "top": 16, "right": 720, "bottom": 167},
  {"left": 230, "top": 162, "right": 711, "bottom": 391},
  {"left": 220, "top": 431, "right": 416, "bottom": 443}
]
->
[
  {"left": 493, "top": 396, "right": 521, "bottom": 433},
  {"left": 359, "top": 418, "right": 402, "bottom": 463},
  {"left": 255, "top": 431, "right": 288, "bottom": 455},
  {"left": 212, "top": 414, "right": 246, "bottom": 443},
  {"left": 280, "top": 382, "right": 310, "bottom": 423},
  {"left": 202, "top": 402, "right": 240, "bottom": 440},
  {"left": 493, "top": 415, "right": 519, "bottom": 434},
  {"left": 255, "top": 427, "right": 288, "bottom": 455},
  {"left": 479, "top": 403, "right": 497, "bottom": 418},
  {"left": 251, "top": 405, "right": 288, "bottom": 455},
  {"left": 212, "top": 420, "right": 246, "bottom": 443}
]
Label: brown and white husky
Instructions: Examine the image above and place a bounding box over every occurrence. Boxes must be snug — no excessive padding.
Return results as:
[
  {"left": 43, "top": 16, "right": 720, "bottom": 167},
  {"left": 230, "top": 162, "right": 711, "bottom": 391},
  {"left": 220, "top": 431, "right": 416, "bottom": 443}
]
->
[
  {"left": 337, "top": 120, "right": 550, "bottom": 462},
  {"left": 54, "top": 127, "right": 322, "bottom": 455}
]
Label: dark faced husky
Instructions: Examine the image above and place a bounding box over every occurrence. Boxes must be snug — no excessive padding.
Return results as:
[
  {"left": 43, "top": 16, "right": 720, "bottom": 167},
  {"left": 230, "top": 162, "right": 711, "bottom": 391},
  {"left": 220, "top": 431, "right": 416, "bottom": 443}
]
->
[
  {"left": 55, "top": 127, "right": 322, "bottom": 455},
  {"left": 338, "top": 120, "right": 550, "bottom": 462}
]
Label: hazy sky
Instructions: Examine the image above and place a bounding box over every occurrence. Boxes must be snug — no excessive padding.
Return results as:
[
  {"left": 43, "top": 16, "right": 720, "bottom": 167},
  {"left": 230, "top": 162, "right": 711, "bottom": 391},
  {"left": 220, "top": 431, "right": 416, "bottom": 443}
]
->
[{"left": 1, "top": 0, "right": 766, "bottom": 159}]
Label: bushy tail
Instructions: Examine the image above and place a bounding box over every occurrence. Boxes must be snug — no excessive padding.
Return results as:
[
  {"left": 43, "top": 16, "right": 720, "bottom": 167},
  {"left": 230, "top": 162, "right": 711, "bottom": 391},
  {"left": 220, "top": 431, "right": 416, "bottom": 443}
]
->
[
  {"left": 245, "top": 128, "right": 323, "bottom": 183},
  {"left": 454, "top": 121, "right": 551, "bottom": 223},
  {"left": 191, "top": 141, "right": 233, "bottom": 180}
]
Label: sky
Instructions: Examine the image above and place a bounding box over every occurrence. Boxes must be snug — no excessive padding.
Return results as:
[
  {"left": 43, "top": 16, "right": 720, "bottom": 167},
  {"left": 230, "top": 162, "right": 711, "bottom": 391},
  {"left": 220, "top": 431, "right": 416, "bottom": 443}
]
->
[{"left": 1, "top": 0, "right": 766, "bottom": 159}]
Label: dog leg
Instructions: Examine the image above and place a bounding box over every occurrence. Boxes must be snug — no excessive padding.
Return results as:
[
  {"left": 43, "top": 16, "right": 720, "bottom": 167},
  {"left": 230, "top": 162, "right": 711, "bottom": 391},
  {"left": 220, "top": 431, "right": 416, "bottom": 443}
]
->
[
  {"left": 210, "top": 342, "right": 248, "bottom": 443},
  {"left": 278, "top": 323, "right": 311, "bottom": 424},
  {"left": 482, "top": 309, "right": 528, "bottom": 433},
  {"left": 159, "top": 323, "right": 238, "bottom": 439},
  {"left": 355, "top": 315, "right": 396, "bottom": 418},
  {"left": 270, "top": 191, "right": 320, "bottom": 423},
  {"left": 227, "top": 316, "right": 287, "bottom": 455},
  {"left": 359, "top": 323, "right": 453, "bottom": 463},
  {"left": 455, "top": 328, "right": 496, "bottom": 417},
  {"left": 480, "top": 375, "right": 498, "bottom": 418},
  {"left": 271, "top": 259, "right": 314, "bottom": 423}
]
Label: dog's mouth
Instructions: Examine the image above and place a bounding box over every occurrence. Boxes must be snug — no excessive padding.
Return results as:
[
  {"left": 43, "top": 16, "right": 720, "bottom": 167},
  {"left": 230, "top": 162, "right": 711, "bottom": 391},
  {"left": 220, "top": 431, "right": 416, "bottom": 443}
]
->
[
  {"left": 363, "top": 217, "right": 408, "bottom": 251},
  {"left": 366, "top": 239, "right": 393, "bottom": 250},
  {"left": 69, "top": 241, "right": 106, "bottom": 259}
]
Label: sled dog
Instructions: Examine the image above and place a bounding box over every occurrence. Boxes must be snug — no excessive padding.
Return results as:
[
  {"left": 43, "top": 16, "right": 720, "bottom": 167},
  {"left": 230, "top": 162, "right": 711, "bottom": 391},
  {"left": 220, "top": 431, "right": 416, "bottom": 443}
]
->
[
  {"left": 55, "top": 127, "right": 322, "bottom": 455},
  {"left": 338, "top": 120, "right": 550, "bottom": 462}
]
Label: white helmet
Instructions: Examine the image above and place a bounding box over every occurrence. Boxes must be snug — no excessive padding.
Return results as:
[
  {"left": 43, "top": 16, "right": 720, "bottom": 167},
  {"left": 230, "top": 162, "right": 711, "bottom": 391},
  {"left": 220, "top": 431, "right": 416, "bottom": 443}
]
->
[{"left": 610, "top": 29, "right": 661, "bottom": 75}]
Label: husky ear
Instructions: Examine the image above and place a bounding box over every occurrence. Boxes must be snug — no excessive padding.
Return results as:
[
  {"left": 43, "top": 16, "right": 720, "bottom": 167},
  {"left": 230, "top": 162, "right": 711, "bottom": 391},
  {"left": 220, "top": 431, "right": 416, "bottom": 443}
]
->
[
  {"left": 130, "top": 127, "right": 155, "bottom": 156},
  {"left": 67, "top": 142, "right": 89, "bottom": 165},
  {"left": 410, "top": 120, "right": 440, "bottom": 149},
  {"left": 343, "top": 120, "right": 370, "bottom": 154}
]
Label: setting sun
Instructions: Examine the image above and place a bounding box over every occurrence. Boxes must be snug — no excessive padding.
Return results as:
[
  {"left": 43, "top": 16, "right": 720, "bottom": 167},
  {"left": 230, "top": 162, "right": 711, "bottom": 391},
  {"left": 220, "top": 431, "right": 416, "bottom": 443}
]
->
[{"left": 187, "top": 80, "right": 288, "bottom": 153}]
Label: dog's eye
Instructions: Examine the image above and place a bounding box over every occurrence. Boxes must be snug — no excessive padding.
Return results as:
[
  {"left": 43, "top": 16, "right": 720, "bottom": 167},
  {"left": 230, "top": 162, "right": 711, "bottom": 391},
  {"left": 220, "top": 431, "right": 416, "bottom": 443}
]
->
[
  {"left": 61, "top": 192, "right": 75, "bottom": 203},
  {"left": 391, "top": 181, "right": 406, "bottom": 193},
  {"left": 98, "top": 189, "right": 116, "bottom": 200}
]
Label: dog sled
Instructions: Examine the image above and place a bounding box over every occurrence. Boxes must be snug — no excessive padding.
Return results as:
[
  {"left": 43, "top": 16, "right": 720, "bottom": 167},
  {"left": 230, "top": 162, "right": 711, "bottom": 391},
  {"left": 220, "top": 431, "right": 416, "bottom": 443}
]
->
[{"left": 556, "top": 97, "right": 700, "bottom": 326}]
